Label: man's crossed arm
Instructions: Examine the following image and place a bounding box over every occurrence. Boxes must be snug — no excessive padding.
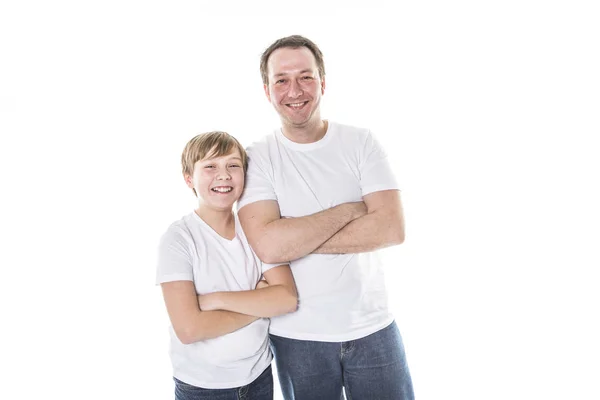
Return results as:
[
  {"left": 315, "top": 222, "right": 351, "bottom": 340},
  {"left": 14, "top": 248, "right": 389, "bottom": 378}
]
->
[{"left": 238, "top": 190, "right": 404, "bottom": 264}]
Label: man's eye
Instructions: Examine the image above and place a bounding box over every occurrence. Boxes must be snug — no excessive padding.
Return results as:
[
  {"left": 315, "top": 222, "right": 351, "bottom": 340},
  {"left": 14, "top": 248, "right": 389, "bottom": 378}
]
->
[
  {"left": 302, "top": 76, "right": 313, "bottom": 80},
  {"left": 204, "top": 165, "right": 215, "bottom": 169},
  {"left": 276, "top": 79, "right": 286, "bottom": 84},
  {"left": 229, "top": 164, "right": 240, "bottom": 168}
]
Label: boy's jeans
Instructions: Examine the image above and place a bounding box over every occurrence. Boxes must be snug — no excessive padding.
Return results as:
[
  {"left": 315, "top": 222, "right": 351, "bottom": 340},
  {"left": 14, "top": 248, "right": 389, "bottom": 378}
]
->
[
  {"left": 270, "top": 321, "right": 414, "bottom": 400},
  {"left": 173, "top": 365, "right": 273, "bottom": 400}
]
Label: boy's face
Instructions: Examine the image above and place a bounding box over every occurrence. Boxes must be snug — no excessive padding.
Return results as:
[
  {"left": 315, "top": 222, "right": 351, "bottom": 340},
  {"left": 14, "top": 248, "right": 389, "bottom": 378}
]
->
[{"left": 185, "top": 148, "right": 245, "bottom": 211}]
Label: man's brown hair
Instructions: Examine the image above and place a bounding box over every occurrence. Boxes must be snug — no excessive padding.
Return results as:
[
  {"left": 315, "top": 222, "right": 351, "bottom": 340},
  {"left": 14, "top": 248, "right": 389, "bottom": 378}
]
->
[{"left": 260, "top": 35, "right": 325, "bottom": 85}]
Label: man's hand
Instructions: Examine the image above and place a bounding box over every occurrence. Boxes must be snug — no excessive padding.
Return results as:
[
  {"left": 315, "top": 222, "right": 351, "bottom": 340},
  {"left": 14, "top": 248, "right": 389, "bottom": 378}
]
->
[
  {"left": 350, "top": 201, "right": 368, "bottom": 219},
  {"left": 314, "top": 190, "right": 405, "bottom": 254}
]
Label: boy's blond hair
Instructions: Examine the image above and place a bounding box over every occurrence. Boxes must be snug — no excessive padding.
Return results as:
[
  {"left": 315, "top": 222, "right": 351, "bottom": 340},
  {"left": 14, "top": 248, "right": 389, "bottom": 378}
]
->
[{"left": 181, "top": 131, "right": 248, "bottom": 194}]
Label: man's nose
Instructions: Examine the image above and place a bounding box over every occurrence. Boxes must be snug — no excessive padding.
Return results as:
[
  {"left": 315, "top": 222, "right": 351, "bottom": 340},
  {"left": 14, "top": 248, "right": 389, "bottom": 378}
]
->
[{"left": 288, "top": 79, "right": 303, "bottom": 98}]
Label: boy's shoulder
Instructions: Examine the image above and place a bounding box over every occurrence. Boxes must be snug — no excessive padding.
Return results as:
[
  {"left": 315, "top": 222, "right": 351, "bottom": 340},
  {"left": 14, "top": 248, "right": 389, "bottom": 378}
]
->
[{"left": 161, "top": 213, "right": 197, "bottom": 241}]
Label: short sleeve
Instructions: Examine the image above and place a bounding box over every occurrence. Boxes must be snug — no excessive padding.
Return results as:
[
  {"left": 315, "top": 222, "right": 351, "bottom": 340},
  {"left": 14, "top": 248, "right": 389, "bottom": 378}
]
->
[
  {"left": 237, "top": 146, "right": 278, "bottom": 210},
  {"left": 261, "top": 261, "right": 287, "bottom": 274},
  {"left": 155, "top": 225, "right": 194, "bottom": 285},
  {"left": 360, "top": 131, "right": 400, "bottom": 196}
]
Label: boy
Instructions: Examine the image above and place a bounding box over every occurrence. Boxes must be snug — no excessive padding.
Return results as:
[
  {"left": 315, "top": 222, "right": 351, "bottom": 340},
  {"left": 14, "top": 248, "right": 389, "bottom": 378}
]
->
[{"left": 157, "top": 131, "right": 297, "bottom": 399}]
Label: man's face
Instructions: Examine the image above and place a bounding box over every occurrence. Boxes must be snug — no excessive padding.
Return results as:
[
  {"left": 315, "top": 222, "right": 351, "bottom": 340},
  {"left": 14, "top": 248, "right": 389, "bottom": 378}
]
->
[
  {"left": 184, "top": 149, "right": 245, "bottom": 212},
  {"left": 264, "top": 47, "right": 326, "bottom": 129}
]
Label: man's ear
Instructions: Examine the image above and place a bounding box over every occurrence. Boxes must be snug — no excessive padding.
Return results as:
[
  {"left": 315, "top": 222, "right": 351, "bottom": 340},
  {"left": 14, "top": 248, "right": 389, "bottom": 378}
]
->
[
  {"left": 321, "top": 76, "right": 326, "bottom": 95},
  {"left": 264, "top": 84, "right": 271, "bottom": 102}
]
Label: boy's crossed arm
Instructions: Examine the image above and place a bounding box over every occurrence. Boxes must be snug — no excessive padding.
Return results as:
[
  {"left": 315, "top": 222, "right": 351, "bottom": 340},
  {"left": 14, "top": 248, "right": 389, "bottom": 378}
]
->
[
  {"left": 197, "top": 264, "right": 297, "bottom": 318},
  {"left": 161, "top": 281, "right": 258, "bottom": 345},
  {"left": 162, "top": 265, "right": 297, "bottom": 345}
]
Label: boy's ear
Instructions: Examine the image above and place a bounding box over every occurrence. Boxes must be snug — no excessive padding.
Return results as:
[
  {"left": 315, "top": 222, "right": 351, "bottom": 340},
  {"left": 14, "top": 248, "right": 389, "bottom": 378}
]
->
[{"left": 183, "top": 173, "right": 194, "bottom": 189}]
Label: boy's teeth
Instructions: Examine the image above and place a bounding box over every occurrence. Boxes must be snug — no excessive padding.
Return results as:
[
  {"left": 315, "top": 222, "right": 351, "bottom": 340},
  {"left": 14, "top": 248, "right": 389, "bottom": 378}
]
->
[{"left": 212, "top": 187, "right": 232, "bottom": 193}]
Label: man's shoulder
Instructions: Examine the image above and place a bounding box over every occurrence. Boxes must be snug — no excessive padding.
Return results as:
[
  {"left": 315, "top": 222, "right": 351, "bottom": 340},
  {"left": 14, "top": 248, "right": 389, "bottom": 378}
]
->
[
  {"left": 245, "top": 131, "right": 279, "bottom": 167},
  {"left": 330, "top": 121, "right": 371, "bottom": 139},
  {"left": 329, "top": 121, "right": 373, "bottom": 147},
  {"left": 331, "top": 120, "right": 369, "bottom": 132},
  {"left": 246, "top": 130, "right": 278, "bottom": 152}
]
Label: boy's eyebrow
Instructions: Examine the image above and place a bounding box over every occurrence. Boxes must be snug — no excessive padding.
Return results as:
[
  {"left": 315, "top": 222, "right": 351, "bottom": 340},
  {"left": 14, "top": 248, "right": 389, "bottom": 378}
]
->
[{"left": 203, "top": 153, "right": 243, "bottom": 161}]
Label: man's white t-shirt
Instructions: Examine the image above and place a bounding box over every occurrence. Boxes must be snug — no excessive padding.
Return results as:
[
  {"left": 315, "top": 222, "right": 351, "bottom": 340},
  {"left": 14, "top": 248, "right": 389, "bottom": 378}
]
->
[
  {"left": 156, "top": 212, "right": 275, "bottom": 389},
  {"left": 238, "top": 121, "right": 400, "bottom": 342}
]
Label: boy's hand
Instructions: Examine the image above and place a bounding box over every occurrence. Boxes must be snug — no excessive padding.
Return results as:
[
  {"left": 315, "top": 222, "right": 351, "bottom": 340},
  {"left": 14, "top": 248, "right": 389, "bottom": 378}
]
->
[
  {"left": 198, "top": 293, "right": 220, "bottom": 311},
  {"left": 256, "top": 279, "right": 269, "bottom": 290}
]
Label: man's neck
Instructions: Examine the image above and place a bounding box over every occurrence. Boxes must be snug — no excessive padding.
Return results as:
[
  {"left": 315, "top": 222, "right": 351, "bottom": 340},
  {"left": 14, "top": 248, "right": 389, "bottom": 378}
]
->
[{"left": 281, "top": 119, "right": 328, "bottom": 144}]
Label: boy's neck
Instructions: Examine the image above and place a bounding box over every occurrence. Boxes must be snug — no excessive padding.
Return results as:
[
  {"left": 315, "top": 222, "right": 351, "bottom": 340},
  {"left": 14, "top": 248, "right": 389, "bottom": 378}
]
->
[{"left": 195, "top": 206, "right": 236, "bottom": 240}]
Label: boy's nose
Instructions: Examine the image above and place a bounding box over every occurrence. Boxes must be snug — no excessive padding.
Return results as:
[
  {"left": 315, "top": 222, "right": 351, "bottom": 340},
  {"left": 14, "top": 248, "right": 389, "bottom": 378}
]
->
[{"left": 217, "top": 171, "right": 231, "bottom": 180}]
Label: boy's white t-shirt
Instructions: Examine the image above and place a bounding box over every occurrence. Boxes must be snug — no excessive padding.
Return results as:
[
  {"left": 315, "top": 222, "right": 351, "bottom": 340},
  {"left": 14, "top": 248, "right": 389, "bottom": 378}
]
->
[
  {"left": 156, "top": 212, "right": 275, "bottom": 389},
  {"left": 238, "top": 121, "right": 399, "bottom": 342}
]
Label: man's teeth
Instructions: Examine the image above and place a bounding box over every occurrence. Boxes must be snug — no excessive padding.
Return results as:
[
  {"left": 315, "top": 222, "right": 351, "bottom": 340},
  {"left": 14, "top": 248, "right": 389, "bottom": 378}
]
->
[
  {"left": 212, "top": 187, "right": 232, "bottom": 193},
  {"left": 289, "top": 102, "right": 306, "bottom": 108}
]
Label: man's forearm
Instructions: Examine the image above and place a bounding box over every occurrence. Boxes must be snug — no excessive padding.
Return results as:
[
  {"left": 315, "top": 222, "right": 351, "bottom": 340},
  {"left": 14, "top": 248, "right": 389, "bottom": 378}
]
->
[
  {"left": 314, "top": 209, "right": 404, "bottom": 254},
  {"left": 253, "top": 202, "right": 366, "bottom": 263},
  {"left": 199, "top": 286, "right": 298, "bottom": 318}
]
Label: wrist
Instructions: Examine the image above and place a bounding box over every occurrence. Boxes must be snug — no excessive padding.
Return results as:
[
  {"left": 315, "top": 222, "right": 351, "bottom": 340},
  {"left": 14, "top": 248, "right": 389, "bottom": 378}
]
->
[
  {"left": 199, "top": 292, "right": 222, "bottom": 311},
  {"left": 349, "top": 202, "right": 367, "bottom": 220},
  {"left": 211, "top": 293, "right": 225, "bottom": 310}
]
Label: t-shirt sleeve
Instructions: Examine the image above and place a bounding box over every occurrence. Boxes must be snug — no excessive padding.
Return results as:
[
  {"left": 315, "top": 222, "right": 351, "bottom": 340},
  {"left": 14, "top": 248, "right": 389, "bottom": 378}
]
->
[
  {"left": 261, "top": 261, "right": 288, "bottom": 274},
  {"left": 360, "top": 131, "right": 400, "bottom": 196},
  {"left": 237, "top": 147, "right": 278, "bottom": 210},
  {"left": 156, "top": 225, "right": 194, "bottom": 285}
]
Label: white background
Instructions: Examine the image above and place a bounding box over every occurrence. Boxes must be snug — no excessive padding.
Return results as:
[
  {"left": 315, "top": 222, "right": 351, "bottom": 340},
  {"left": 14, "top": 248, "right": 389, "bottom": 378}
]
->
[{"left": 1, "top": 1, "right": 598, "bottom": 399}]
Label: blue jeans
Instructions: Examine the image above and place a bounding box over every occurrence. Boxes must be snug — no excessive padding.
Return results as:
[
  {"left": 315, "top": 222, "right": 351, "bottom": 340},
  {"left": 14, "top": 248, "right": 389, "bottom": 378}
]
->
[
  {"left": 270, "top": 321, "right": 414, "bottom": 400},
  {"left": 174, "top": 365, "right": 273, "bottom": 400}
]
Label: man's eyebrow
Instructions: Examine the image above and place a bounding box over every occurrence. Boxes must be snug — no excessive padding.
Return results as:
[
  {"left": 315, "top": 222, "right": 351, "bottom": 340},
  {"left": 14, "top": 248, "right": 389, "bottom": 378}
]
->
[{"left": 273, "top": 69, "right": 314, "bottom": 77}]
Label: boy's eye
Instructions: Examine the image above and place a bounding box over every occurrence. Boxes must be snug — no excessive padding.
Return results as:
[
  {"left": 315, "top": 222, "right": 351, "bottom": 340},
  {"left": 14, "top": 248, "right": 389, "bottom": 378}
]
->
[
  {"left": 229, "top": 164, "right": 240, "bottom": 168},
  {"left": 204, "top": 165, "right": 215, "bottom": 169}
]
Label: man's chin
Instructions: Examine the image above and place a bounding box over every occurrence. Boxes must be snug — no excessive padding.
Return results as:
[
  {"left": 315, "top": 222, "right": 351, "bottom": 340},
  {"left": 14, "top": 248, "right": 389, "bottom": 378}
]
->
[{"left": 283, "top": 113, "right": 312, "bottom": 127}]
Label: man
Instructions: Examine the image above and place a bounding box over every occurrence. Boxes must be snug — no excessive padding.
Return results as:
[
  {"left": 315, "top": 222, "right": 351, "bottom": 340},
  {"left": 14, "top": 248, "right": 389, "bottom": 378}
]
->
[{"left": 238, "top": 35, "right": 414, "bottom": 400}]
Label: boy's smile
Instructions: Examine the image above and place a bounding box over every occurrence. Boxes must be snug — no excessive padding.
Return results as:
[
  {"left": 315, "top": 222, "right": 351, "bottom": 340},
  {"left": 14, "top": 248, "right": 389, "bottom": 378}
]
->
[
  {"left": 185, "top": 148, "right": 245, "bottom": 212},
  {"left": 211, "top": 186, "right": 233, "bottom": 193}
]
